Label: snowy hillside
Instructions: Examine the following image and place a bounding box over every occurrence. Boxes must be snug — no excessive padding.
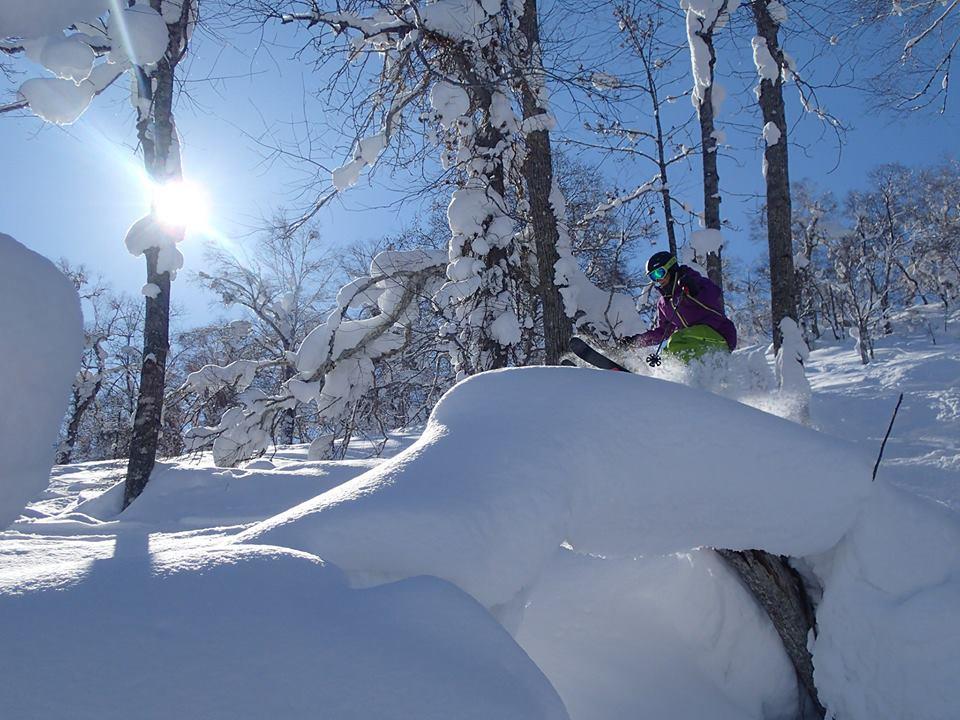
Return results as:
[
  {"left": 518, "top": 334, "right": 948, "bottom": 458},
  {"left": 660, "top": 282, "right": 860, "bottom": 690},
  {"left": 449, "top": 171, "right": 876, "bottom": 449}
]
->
[{"left": 1, "top": 310, "right": 958, "bottom": 720}]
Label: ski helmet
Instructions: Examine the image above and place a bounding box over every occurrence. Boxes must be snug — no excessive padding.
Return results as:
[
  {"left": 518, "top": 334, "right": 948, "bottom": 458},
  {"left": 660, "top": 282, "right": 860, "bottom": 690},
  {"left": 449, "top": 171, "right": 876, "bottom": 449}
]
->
[{"left": 646, "top": 251, "right": 677, "bottom": 281}]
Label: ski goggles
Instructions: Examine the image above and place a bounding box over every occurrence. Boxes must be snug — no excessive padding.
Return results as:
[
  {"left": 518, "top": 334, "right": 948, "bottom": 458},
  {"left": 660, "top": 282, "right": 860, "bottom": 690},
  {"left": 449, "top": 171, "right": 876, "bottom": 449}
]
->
[{"left": 647, "top": 257, "right": 676, "bottom": 281}]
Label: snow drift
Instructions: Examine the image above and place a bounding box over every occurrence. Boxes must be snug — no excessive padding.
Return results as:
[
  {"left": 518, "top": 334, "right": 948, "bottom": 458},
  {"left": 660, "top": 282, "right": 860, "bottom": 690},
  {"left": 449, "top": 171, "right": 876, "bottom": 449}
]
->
[
  {"left": 0, "top": 233, "right": 82, "bottom": 528},
  {"left": 241, "top": 366, "right": 874, "bottom": 611},
  {"left": 0, "top": 535, "right": 569, "bottom": 720}
]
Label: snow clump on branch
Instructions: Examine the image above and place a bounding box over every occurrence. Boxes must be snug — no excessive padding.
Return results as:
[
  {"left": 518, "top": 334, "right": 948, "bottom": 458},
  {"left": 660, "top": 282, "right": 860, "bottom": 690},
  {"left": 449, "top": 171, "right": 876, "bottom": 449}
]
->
[{"left": 184, "top": 249, "right": 447, "bottom": 466}]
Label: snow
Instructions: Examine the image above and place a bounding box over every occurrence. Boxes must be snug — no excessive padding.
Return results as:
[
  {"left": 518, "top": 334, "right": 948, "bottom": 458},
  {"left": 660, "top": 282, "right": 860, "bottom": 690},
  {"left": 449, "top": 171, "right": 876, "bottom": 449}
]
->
[
  {"left": 332, "top": 133, "right": 388, "bottom": 191},
  {"left": 332, "top": 158, "right": 364, "bottom": 191},
  {"left": 768, "top": 0, "right": 788, "bottom": 25},
  {"left": 2, "top": 302, "right": 960, "bottom": 719},
  {"left": 691, "top": 228, "right": 724, "bottom": 255},
  {"left": 681, "top": 1, "right": 738, "bottom": 108},
  {"left": 516, "top": 548, "right": 797, "bottom": 718},
  {"left": 184, "top": 360, "right": 259, "bottom": 396},
  {"left": 141, "top": 282, "right": 161, "bottom": 298},
  {"left": 18, "top": 77, "right": 95, "bottom": 125},
  {"left": 107, "top": 5, "right": 169, "bottom": 66},
  {"left": 37, "top": 35, "right": 96, "bottom": 82},
  {"left": 418, "top": 0, "right": 492, "bottom": 40},
  {"left": 123, "top": 215, "right": 184, "bottom": 278},
  {"left": 763, "top": 120, "right": 782, "bottom": 146},
  {"left": 0, "top": 234, "right": 82, "bottom": 528},
  {"left": 0, "top": 538, "right": 568, "bottom": 720},
  {"left": 752, "top": 35, "right": 779, "bottom": 85},
  {"left": 431, "top": 80, "right": 470, "bottom": 129},
  {"left": 0, "top": 1, "right": 111, "bottom": 39},
  {"left": 813, "top": 481, "right": 960, "bottom": 720},
  {"left": 241, "top": 369, "right": 872, "bottom": 611}
]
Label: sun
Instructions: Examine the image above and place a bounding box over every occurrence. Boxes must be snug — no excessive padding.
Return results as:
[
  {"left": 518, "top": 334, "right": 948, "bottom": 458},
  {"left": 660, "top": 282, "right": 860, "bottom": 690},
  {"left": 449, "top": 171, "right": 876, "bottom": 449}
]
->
[{"left": 152, "top": 179, "right": 210, "bottom": 230}]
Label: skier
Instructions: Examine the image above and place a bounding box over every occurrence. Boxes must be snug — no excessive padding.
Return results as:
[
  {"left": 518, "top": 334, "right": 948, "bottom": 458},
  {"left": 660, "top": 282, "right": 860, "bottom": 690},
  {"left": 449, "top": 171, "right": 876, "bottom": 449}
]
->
[{"left": 630, "top": 251, "right": 737, "bottom": 366}]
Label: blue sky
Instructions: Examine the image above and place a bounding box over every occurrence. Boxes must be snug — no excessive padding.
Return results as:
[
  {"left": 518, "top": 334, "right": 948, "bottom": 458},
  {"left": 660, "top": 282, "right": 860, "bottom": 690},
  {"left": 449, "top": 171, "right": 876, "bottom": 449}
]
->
[{"left": 1, "top": 5, "right": 957, "bottom": 326}]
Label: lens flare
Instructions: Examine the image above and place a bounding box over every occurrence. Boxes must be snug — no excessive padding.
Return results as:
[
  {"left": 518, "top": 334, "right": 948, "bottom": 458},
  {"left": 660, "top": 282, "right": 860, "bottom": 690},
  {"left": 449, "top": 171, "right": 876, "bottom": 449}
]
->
[{"left": 153, "top": 180, "right": 210, "bottom": 230}]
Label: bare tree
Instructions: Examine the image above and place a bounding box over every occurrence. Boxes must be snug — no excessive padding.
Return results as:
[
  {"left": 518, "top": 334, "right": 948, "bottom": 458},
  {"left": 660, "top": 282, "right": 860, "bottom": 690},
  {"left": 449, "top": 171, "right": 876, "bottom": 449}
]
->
[
  {"left": 613, "top": 4, "right": 691, "bottom": 257},
  {"left": 196, "top": 224, "right": 337, "bottom": 443},
  {"left": 847, "top": 0, "right": 960, "bottom": 112}
]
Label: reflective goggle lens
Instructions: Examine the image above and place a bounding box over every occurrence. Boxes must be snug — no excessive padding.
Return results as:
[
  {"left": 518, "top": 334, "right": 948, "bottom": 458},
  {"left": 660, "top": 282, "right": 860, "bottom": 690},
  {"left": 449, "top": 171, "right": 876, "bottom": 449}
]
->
[{"left": 648, "top": 266, "right": 667, "bottom": 281}]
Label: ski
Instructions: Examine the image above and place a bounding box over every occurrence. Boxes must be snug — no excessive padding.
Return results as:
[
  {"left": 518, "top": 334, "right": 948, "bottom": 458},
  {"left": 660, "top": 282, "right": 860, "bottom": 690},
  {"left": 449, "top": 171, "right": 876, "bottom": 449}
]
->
[{"left": 566, "top": 337, "right": 630, "bottom": 372}]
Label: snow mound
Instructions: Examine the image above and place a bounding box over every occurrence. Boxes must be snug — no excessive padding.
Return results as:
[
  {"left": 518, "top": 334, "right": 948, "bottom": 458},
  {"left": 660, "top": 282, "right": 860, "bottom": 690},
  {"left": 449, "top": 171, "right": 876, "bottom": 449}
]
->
[
  {"left": 0, "top": 234, "right": 82, "bottom": 528},
  {"left": 813, "top": 481, "right": 960, "bottom": 720},
  {"left": 241, "top": 367, "right": 873, "bottom": 610},
  {"left": 0, "top": 536, "right": 569, "bottom": 720},
  {"left": 516, "top": 548, "right": 797, "bottom": 720}
]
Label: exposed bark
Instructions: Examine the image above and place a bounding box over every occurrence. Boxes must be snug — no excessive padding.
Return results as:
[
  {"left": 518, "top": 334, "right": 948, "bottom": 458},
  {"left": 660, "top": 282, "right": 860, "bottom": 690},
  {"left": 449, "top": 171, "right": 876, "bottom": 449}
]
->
[
  {"left": 717, "top": 549, "right": 825, "bottom": 718},
  {"left": 124, "top": 248, "right": 173, "bottom": 507},
  {"left": 689, "top": 7, "right": 727, "bottom": 299},
  {"left": 752, "top": 0, "right": 798, "bottom": 352},
  {"left": 516, "top": 0, "right": 571, "bottom": 365},
  {"left": 57, "top": 379, "right": 103, "bottom": 465},
  {"left": 123, "top": 1, "right": 191, "bottom": 508}
]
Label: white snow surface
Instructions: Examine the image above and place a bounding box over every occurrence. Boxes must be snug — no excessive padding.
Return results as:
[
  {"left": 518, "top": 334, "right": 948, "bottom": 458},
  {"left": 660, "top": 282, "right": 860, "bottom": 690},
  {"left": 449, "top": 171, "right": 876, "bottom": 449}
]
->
[
  {"left": 430, "top": 80, "right": 470, "bottom": 128},
  {"left": 19, "top": 76, "right": 95, "bottom": 125},
  {"left": 752, "top": 35, "right": 779, "bottom": 84},
  {"left": 763, "top": 120, "right": 782, "bottom": 146},
  {"left": 107, "top": 5, "right": 169, "bottom": 66},
  {"left": 0, "top": 537, "right": 568, "bottom": 720},
  {"left": 2, "top": 308, "right": 959, "bottom": 720},
  {"left": 0, "top": 234, "right": 82, "bottom": 528},
  {"left": 36, "top": 35, "right": 96, "bottom": 82},
  {"left": 0, "top": 1, "right": 111, "bottom": 39},
  {"left": 691, "top": 227, "right": 724, "bottom": 255},
  {"left": 240, "top": 368, "right": 872, "bottom": 610},
  {"left": 123, "top": 215, "right": 183, "bottom": 278}
]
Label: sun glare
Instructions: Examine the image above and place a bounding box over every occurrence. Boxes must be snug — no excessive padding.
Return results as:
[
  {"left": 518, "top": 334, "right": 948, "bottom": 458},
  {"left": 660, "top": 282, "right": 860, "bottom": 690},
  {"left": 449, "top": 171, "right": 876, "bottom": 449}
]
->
[{"left": 153, "top": 180, "right": 210, "bottom": 230}]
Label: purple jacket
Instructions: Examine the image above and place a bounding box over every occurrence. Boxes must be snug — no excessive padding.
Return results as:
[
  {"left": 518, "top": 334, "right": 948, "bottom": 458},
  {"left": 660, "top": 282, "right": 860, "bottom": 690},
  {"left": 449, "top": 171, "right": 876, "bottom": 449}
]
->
[{"left": 635, "top": 266, "right": 737, "bottom": 351}]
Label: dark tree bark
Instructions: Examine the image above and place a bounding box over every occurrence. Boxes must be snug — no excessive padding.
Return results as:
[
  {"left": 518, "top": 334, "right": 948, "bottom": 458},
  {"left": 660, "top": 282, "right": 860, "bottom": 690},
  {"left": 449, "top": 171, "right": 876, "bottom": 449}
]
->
[
  {"left": 124, "top": 249, "right": 173, "bottom": 506},
  {"left": 57, "top": 379, "right": 103, "bottom": 465},
  {"left": 279, "top": 356, "right": 297, "bottom": 445},
  {"left": 123, "top": 1, "right": 192, "bottom": 508},
  {"left": 717, "top": 549, "right": 825, "bottom": 717},
  {"left": 688, "top": 6, "right": 728, "bottom": 299},
  {"left": 516, "top": 0, "right": 572, "bottom": 365},
  {"left": 752, "top": 0, "right": 798, "bottom": 352}
]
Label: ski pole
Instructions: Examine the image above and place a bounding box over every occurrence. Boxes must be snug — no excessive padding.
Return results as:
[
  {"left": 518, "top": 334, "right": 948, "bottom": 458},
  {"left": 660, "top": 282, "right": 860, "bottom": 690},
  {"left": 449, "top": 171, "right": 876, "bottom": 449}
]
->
[{"left": 646, "top": 336, "right": 666, "bottom": 367}]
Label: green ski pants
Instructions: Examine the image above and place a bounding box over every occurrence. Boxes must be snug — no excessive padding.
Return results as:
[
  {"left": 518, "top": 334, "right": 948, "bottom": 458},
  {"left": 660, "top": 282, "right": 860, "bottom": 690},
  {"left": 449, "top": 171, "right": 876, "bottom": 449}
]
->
[{"left": 664, "top": 324, "right": 730, "bottom": 362}]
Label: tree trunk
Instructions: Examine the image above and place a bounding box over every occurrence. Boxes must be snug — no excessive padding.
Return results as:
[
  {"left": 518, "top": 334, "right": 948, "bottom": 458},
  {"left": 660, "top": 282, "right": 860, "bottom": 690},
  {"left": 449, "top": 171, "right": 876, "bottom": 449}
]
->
[
  {"left": 517, "top": 0, "right": 572, "bottom": 364},
  {"left": 717, "top": 549, "right": 826, "bottom": 717},
  {"left": 123, "top": 1, "right": 189, "bottom": 508},
  {"left": 124, "top": 249, "right": 172, "bottom": 506},
  {"left": 280, "top": 359, "right": 297, "bottom": 445},
  {"left": 699, "top": 60, "right": 724, "bottom": 300},
  {"left": 689, "top": 8, "right": 727, "bottom": 299},
  {"left": 752, "top": 0, "right": 798, "bottom": 352},
  {"left": 57, "top": 381, "right": 102, "bottom": 465}
]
